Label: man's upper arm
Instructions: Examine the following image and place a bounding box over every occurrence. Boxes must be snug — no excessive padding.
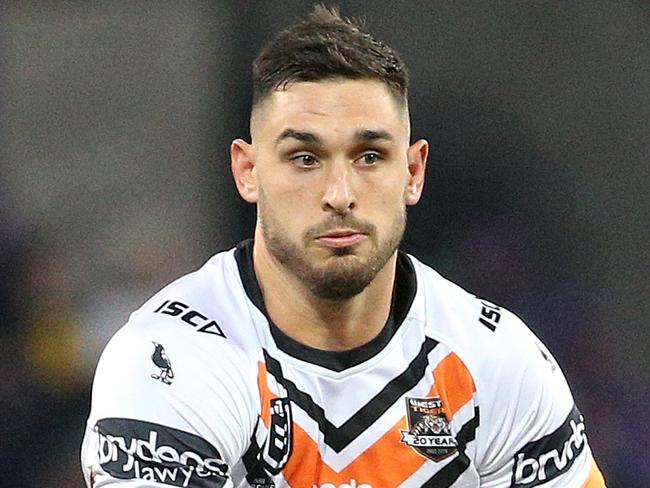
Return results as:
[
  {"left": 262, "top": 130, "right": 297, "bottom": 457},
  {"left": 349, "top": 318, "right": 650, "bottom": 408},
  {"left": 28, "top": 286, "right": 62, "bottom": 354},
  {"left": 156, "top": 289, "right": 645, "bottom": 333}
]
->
[
  {"left": 473, "top": 311, "right": 606, "bottom": 487},
  {"left": 81, "top": 319, "right": 258, "bottom": 487}
]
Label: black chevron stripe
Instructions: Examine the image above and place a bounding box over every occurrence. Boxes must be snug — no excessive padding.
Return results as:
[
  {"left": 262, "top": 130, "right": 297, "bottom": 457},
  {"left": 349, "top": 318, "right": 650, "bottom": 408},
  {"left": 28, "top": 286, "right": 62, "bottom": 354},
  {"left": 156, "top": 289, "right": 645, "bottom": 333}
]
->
[
  {"left": 456, "top": 406, "right": 480, "bottom": 448},
  {"left": 263, "top": 336, "right": 439, "bottom": 452},
  {"left": 421, "top": 452, "right": 471, "bottom": 487}
]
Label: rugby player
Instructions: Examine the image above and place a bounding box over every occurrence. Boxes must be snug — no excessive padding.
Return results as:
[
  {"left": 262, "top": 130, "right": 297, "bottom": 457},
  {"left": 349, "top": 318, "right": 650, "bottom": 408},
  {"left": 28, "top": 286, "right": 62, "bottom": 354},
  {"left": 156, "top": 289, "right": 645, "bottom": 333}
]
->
[{"left": 82, "top": 6, "right": 606, "bottom": 487}]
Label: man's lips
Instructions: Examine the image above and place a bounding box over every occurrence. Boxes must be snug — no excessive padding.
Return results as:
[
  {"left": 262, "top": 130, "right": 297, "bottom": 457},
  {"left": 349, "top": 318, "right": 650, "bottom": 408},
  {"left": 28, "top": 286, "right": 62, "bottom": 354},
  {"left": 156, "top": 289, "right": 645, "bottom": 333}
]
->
[{"left": 316, "top": 230, "right": 367, "bottom": 248}]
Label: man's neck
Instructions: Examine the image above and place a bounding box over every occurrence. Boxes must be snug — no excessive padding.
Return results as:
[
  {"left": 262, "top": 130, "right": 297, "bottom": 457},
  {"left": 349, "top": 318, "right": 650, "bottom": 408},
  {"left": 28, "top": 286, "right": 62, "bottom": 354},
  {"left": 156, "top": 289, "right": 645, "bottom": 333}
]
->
[{"left": 252, "top": 234, "right": 397, "bottom": 352}]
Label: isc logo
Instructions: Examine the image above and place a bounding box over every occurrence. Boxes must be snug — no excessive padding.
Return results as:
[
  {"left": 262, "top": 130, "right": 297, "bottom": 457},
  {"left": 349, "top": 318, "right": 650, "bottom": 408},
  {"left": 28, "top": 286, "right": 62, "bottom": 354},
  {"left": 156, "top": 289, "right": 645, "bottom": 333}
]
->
[
  {"left": 154, "top": 300, "right": 226, "bottom": 338},
  {"left": 313, "top": 481, "right": 372, "bottom": 488}
]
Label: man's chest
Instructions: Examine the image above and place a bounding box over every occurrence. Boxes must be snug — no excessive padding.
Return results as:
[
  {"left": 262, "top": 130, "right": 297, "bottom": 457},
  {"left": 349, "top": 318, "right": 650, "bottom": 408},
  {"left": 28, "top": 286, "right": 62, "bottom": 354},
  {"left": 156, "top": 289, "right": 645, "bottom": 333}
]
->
[{"left": 238, "top": 345, "right": 481, "bottom": 488}]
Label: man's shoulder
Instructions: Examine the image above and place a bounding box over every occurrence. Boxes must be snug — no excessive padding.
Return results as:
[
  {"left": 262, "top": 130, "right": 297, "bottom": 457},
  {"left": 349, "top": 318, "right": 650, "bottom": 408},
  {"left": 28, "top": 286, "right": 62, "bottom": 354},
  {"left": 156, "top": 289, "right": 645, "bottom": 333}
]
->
[
  {"left": 132, "top": 244, "right": 264, "bottom": 347},
  {"left": 408, "top": 254, "right": 517, "bottom": 335},
  {"left": 407, "top": 254, "right": 559, "bottom": 379},
  {"left": 90, "top": 248, "right": 261, "bottom": 425},
  {"left": 101, "top": 245, "right": 264, "bottom": 370}
]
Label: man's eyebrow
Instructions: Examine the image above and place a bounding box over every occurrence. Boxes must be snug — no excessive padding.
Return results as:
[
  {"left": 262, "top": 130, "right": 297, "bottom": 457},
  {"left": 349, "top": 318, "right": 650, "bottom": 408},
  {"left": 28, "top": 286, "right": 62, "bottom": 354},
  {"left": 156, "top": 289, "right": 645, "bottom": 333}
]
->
[
  {"left": 274, "top": 128, "right": 394, "bottom": 146},
  {"left": 355, "top": 129, "right": 394, "bottom": 142},
  {"left": 275, "top": 129, "right": 322, "bottom": 146}
]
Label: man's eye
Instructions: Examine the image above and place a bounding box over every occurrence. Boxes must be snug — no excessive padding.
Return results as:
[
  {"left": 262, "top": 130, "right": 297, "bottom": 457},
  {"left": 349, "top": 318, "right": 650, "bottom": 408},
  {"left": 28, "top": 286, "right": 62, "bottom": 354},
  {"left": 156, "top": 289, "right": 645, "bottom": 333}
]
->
[
  {"left": 357, "top": 152, "right": 381, "bottom": 165},
  {"left": 291, "top": 154, "right": 318, "bottom": 167}
]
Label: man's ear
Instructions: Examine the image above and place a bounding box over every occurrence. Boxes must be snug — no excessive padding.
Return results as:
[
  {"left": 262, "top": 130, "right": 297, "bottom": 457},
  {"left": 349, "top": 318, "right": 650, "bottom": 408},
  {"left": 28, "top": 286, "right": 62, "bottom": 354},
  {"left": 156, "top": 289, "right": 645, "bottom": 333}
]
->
[
  {"left": 405, "top": 139, "right": 428, "bottom": 205},
  {"left": 231, "top": 138, "right": 258, "bottom": 203}
]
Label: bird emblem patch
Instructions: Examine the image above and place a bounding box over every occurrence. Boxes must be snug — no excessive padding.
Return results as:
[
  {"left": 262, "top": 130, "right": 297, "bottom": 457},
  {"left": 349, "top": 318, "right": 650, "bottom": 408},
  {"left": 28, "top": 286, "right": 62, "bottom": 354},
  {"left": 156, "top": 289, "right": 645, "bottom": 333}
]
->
[
  {"left": 150, "top": 342, "right": 174, "bottom": 385},
  {"left": 400, "top": 396, "right": 457, "bottom": 462}
]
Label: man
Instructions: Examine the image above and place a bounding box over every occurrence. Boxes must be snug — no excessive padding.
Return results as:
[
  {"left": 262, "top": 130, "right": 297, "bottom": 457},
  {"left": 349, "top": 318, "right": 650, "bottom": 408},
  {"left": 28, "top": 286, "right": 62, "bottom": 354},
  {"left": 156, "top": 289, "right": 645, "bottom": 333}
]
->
[{"left": 82, "top": 6, "right": 606, "bottom": 487}]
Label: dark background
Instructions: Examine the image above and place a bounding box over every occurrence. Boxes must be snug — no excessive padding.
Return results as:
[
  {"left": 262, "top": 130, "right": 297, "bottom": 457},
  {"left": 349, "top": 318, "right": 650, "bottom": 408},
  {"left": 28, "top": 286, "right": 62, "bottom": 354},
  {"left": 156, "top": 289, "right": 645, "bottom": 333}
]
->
[{"left": 1, "top": 1, "right": 648, "bottom": 486}]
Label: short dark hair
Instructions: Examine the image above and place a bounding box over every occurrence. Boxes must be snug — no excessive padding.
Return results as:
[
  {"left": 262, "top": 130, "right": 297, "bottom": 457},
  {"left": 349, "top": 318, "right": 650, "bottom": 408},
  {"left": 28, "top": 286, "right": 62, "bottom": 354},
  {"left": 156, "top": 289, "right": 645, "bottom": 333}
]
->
[{"left": 252, "top": 4, "right": 409, "bottom": 107}]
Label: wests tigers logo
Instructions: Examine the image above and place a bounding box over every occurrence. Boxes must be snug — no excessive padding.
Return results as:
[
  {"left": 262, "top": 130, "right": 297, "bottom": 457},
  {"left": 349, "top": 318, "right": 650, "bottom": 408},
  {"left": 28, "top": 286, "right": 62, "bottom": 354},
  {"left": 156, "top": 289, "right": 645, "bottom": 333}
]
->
[{"left": 400, "top": 396, "right": 457, "bottom": 462}]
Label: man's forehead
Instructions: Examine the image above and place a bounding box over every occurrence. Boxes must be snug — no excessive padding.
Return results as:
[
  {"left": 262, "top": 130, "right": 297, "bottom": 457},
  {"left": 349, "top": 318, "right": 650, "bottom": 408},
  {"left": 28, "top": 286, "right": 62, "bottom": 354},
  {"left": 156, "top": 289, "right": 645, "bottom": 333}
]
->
[{"left": 251, "top": 79, "right": 409, "bottom": 141}]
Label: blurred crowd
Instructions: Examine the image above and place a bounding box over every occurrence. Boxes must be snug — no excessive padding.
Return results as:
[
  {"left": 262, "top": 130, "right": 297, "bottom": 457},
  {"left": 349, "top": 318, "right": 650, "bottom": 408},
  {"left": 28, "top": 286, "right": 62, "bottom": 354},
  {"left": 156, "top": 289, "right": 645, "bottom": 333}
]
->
[{"left": 0, "top": 198, "right": 192, "bottom": 485}]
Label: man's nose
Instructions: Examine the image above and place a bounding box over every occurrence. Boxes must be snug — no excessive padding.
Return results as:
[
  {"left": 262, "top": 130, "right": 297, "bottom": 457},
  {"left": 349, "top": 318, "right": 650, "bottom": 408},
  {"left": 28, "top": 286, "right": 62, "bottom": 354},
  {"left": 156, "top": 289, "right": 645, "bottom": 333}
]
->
[{"left": 321, "top": 162, "right": 356, "bottom": 214}]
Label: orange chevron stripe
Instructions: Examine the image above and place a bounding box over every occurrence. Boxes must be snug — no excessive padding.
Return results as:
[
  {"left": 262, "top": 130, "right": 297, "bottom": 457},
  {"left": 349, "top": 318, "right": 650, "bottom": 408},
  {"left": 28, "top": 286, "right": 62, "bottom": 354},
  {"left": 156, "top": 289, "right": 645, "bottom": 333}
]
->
[
  {"left": 581, "top": 460, "right": 606, "bottom": 487},
  {"left": 282, "top": 395, "right": 431, "bottom": 487},
  {"left": 433, "top": 353, "right": 476, "bottom": 420},
  {"left": 256, "top": 356, "right": 477, "bottom": 487}
]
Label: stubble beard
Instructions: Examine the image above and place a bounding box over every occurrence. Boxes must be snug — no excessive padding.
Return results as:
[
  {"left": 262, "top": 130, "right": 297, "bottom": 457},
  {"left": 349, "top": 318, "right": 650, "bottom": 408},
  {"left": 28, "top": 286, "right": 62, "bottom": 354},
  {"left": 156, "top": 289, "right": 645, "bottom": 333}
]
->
[{"left": 258, "top": 196, "right": 406, "bottom": 302}]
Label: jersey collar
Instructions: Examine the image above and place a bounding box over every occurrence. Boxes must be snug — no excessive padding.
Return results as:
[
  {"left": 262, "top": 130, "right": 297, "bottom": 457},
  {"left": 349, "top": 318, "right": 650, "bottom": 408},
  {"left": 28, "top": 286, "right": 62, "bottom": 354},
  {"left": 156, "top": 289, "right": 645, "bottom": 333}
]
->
[{"left": 234, "top": 239, "right": 417, "bottom": 372}]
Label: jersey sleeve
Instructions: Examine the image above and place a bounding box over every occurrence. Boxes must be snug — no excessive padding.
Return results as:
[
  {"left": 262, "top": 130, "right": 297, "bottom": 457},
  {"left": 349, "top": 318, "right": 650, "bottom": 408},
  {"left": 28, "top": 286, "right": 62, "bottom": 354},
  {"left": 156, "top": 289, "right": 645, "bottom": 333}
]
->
[
  {"left": 80, "top": 312, "right": 259, "bottom": 487},
  {"left": 473, "top": 309, "right": 606, "bottom": 487}
]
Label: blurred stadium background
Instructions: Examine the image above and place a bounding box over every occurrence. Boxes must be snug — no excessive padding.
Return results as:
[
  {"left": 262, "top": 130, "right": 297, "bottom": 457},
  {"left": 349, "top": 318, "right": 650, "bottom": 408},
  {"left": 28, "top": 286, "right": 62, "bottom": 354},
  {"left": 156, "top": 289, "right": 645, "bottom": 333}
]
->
[{"left": 1, "top": 1, "right": 648, "bottom": 486}]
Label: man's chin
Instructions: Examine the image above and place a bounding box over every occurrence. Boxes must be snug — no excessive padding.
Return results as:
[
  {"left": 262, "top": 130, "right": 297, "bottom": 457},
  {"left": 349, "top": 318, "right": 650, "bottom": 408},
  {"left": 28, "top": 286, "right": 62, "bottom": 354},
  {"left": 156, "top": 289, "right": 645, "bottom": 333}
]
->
[{"left": 305, "top": 266, "right": 373, "bottom": 301}]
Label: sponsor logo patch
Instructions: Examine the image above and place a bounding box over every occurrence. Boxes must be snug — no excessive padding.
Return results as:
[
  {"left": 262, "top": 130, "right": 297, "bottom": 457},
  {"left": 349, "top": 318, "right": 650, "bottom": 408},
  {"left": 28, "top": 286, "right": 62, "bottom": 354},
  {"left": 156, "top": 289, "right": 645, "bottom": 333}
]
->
[
  {"left": 150, "top": 342, "right": 174, "bottom": 385},
  {"left": 400, "top": 396, "right": 457, "bottom": 462},
  {"left": 511, "top": 405, "right": 587, "bottom": 487},
  {"left": 95, "top": 418, "right": 229, "bottom": 488},
  {"left": 154, "top": 300, "right": 226, "bottom": 338}
]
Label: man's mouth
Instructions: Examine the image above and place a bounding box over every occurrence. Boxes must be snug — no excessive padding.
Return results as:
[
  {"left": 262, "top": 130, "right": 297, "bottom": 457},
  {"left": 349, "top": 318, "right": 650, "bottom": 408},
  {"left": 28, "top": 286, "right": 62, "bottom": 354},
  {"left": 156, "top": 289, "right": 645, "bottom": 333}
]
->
[{"left": 316, "top": 229, "right": 368, "bottom": 248}]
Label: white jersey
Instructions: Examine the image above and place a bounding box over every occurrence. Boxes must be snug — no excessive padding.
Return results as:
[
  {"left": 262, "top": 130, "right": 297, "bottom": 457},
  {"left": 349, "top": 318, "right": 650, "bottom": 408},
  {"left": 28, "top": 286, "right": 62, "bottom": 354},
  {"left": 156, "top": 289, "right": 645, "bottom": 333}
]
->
[{"left": 81, "top": 240, "right": 605, "bottom": 488}]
